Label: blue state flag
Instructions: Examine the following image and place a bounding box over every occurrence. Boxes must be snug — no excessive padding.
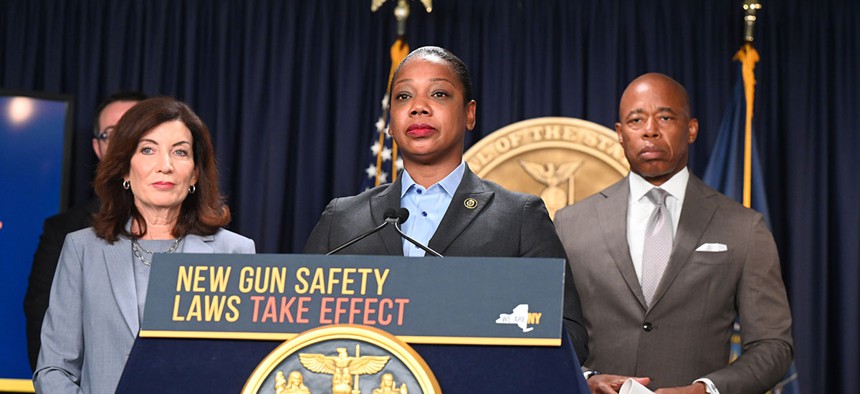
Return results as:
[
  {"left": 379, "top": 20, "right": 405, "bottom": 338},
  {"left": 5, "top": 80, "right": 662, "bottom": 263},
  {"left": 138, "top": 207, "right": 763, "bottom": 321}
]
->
[
  {"left": 702, "top": 67, "right": 770, "bottom": 222},
  {"left": 702, "top": 45, "right": 799, "bottom": 394}
]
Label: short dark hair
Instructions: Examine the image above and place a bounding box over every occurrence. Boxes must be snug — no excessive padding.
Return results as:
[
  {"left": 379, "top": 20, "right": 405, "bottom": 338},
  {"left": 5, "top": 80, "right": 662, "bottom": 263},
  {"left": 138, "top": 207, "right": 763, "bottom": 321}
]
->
[
  {"left": 93, "top": 91, "right": 148, "bottom": 136},
  {"left": 390, "top": 46, "right": 474, "bottom": 105},
  {"left": 92, "top": 97, "right": 230, "bottom": 242}
]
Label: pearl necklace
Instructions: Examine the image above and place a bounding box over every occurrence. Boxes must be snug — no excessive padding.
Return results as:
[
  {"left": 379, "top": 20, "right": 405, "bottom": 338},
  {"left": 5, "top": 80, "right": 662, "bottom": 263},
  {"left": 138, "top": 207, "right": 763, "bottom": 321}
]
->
[{"left": 131, "top": 236, "right": 184, "bottom": 266}]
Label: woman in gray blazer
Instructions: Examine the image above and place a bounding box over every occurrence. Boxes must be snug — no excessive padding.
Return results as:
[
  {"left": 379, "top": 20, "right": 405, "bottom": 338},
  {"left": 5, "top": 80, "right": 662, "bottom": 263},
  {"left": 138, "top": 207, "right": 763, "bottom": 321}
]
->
[{"left": 34, "top": 97, "right": 256, "bottom": 393}]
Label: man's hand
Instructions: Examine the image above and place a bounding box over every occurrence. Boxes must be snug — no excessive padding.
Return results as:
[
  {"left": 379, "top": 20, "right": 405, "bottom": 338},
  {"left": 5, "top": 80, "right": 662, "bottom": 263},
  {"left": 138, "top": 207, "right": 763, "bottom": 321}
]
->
[
  {"left": 654, "top": 382, "right": 708, "bottom": 394},
  {"left": 587, "top": 374, "right": 651, "bottom": 393}
]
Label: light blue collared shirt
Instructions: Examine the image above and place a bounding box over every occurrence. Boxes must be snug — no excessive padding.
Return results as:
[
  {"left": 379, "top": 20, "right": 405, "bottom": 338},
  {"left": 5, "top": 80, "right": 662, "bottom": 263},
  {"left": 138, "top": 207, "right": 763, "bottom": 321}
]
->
[{"left": 399, "top": 161, "right": 466, "bottom": 256}]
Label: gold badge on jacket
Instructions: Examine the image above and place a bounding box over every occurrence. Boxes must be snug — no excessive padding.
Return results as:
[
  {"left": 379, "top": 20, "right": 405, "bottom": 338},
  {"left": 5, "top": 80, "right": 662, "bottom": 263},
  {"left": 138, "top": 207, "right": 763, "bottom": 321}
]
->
[
  {"left": 243, "top": 324, "right": 439, "bottom": 394},
  {"left": 464, "top": 117, "right": 630, "bottom": 219}
]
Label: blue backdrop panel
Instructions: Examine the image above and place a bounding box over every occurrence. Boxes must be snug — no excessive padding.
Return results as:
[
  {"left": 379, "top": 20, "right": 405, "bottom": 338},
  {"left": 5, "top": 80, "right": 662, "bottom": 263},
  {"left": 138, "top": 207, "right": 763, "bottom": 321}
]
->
[{"left": 0, "top": 93, "right": 72, "bottom": 379}]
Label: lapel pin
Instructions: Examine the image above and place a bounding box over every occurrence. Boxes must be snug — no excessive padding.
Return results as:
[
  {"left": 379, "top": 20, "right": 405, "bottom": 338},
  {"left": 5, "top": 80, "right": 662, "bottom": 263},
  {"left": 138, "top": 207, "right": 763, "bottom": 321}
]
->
[{"left": 464, "top": 197, "right": 478, "bottom": 209}]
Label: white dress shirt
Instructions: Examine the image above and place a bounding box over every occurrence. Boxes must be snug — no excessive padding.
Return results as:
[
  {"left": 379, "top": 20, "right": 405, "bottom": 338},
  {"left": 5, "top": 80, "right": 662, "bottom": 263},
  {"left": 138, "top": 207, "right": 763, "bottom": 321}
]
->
[{"left": 626, "top": 167, "right": 689, "bottom": 282}]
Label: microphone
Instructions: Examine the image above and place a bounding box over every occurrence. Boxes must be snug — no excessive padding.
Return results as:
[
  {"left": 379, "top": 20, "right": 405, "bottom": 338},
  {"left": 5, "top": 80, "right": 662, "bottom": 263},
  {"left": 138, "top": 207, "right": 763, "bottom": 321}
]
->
[
  {"left": 391, "top": 208, "right": 444, "bottom": 258},
  {"left": 394, "top": 208, "right": 409, "bottom": 225},
  {"left": 326, "top": 208, "right": 399, "bottom": 255}
]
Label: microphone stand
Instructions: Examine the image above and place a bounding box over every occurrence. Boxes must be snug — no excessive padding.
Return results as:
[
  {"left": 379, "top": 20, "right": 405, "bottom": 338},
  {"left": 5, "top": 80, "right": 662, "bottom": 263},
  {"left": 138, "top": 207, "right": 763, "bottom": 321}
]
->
[
  {"left": 392, "top": 220, "right": 444, "bottom": 257},
  {"left": 326, "top": 207, "right": 443, "bottom": 257},
  {"left": 326, "top": 221, "right": 389, "bottom": 255}
]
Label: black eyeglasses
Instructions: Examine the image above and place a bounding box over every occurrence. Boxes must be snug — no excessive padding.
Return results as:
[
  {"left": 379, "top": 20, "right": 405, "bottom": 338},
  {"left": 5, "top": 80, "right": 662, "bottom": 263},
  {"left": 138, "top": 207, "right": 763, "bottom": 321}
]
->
[{"left": 94, "top": 127, "right": 116, "bottom": 141}]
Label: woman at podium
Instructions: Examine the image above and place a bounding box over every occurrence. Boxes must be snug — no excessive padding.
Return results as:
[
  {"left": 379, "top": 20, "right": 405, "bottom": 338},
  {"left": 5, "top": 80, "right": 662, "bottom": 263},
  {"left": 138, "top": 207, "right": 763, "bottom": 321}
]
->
[
  {"left": 34, "top": 97, "right": 256, "bottom": 393},
  {"left": 304, "top": 46, "right": 588, "bottom": 362}
]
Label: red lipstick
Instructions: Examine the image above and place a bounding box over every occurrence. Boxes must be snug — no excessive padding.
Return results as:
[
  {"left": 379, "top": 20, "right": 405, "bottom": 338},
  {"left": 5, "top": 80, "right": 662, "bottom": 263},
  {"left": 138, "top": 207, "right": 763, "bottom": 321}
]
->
[{"left": 406, "top": 123, "right": 436, "bottom": 137}]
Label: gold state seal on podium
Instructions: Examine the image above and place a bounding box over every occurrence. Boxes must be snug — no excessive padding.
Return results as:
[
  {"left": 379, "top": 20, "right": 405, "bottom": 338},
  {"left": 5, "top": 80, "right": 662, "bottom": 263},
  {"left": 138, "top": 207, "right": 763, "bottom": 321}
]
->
[{"left": 243, "top": 325, "right": 440, "bottom": 394}]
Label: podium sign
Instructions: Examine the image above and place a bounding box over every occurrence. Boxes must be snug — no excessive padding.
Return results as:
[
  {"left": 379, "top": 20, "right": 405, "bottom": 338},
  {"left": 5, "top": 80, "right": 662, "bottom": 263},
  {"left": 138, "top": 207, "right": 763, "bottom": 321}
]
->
[{"left": 140, "top": 254, "right": 565, "bottom": 346}]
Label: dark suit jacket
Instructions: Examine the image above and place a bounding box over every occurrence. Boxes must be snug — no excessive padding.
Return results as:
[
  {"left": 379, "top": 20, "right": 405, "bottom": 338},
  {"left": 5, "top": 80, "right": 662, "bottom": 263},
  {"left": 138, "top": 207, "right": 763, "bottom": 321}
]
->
[
  {"left": 304, "top": 166, "right": 588, "bottom": 362},
  {"left": 23, "top": 198, "right": 99, "bottom": 371},
  {"left": 554, "top": 174, "right": 793, "bottom": 393}
]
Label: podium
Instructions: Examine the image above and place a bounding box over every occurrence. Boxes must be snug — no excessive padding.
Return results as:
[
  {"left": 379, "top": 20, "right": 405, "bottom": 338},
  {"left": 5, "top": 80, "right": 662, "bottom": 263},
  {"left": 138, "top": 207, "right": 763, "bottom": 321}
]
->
[
  {"left": 117, "top": 332, "right": 587, "bottom": 393},
  {"left": 116, "top": 254, "right": 590, "bottom": 393}
]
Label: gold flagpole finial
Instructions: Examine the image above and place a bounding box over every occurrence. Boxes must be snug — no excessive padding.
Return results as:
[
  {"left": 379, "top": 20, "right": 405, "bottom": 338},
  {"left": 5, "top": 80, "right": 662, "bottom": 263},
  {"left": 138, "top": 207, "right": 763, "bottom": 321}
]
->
[
  {"left": 742, "top": 0, "right": 762, "bottom": 43},
  {"left": 394, "top": 0, "right": 411, "bottom": 37},
  {"left": 372, "top": 0, "right": 432, "bottom": 36}
]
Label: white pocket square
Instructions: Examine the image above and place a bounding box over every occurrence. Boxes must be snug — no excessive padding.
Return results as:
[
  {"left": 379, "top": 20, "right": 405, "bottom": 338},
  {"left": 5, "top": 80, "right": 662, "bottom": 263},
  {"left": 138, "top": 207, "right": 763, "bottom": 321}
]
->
[{"left": 696, "top": 243, "right": 728, "bottom": 252}]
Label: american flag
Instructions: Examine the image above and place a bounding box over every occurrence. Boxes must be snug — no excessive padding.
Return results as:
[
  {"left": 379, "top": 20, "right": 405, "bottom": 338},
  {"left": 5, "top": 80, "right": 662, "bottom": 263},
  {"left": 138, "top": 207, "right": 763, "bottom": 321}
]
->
[{"left": 360, "top": 38, "right": 409, "bottom": 191}]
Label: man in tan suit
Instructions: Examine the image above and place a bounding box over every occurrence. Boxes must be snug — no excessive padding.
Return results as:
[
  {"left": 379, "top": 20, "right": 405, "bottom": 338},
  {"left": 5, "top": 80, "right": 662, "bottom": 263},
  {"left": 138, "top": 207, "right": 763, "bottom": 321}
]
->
[{"left": 554, "top": 73, "right": 793, "bottom": 393}]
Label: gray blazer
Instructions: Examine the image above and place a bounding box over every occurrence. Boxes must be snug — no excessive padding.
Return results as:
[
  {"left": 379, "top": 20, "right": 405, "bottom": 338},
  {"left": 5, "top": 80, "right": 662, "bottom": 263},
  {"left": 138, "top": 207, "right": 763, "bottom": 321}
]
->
[
  {"left": 304, "top": 165, "right": 589, "bottom": 362},
  {"left": 34, "top": 227, "right": 255, "bottom": 394},
  {"left": 554, "top": 174, "right": 793, "bottom": 393}
]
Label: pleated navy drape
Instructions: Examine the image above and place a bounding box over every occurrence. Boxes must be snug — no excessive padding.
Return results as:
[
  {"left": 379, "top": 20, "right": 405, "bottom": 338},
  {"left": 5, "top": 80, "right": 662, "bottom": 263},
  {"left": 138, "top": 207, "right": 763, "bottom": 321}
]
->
[{"left": 2, "top": 0, "right": 858, "bottom": 392}]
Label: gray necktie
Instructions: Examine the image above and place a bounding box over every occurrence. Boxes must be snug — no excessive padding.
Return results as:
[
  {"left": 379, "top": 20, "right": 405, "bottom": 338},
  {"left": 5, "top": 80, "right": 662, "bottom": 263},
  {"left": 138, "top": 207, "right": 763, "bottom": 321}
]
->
[{"left": 642, "top": 188, "right": 673, "bottom": 306}]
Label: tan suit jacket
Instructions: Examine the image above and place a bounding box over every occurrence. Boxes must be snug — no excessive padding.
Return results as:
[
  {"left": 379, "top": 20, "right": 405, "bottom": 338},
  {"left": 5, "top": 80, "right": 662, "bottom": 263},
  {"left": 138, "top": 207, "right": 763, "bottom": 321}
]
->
[{"left": 554, "top": 174, "right": 792, "bottom": 393}]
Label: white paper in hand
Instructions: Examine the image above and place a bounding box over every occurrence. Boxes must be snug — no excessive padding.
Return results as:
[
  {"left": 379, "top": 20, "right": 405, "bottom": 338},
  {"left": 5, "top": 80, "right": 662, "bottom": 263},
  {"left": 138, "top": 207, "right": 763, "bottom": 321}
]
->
[{"left": 619, "top": 378, "right": 655, "bottom": 394}]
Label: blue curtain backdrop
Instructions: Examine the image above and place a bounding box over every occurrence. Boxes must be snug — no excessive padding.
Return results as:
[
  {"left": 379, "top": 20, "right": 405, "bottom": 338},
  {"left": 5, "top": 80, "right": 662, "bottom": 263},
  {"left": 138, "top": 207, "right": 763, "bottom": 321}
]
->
[{"left": 1, "top": 0, "right": 857, "bottom": 392}]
